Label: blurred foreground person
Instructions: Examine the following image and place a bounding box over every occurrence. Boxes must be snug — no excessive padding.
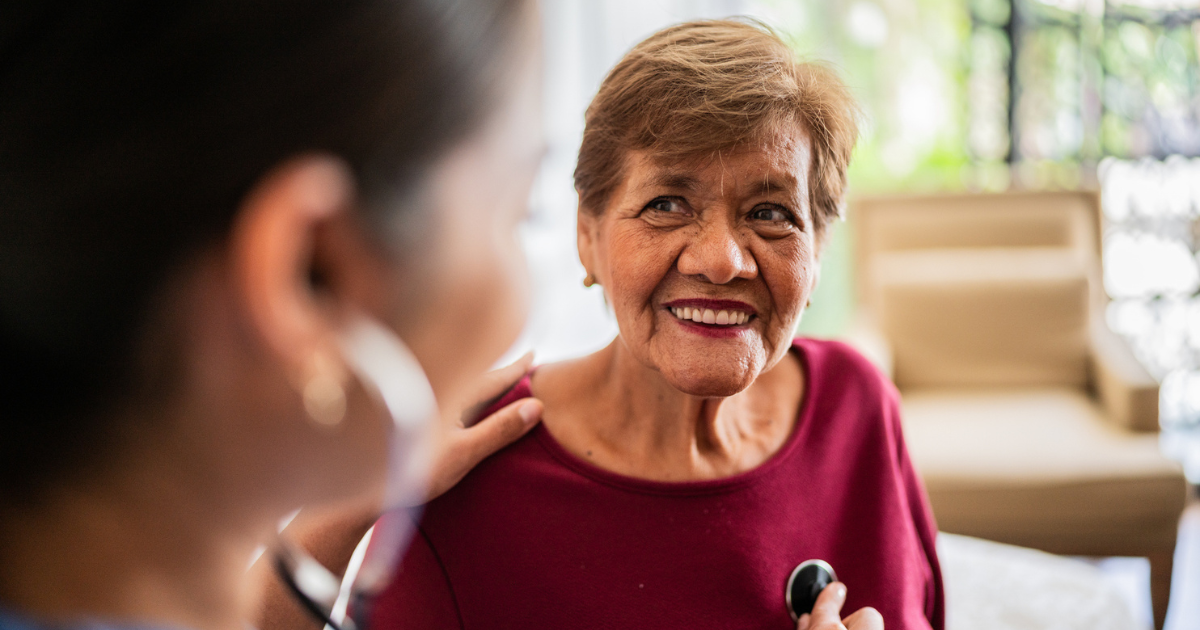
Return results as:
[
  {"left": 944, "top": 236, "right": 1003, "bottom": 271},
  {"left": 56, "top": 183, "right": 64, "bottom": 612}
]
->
[
  {"left": 372, "top": 20, "right": 937, "bottom": 630},
  {"left": 0, "top": 1, "right": 544, "bottom": 630}
]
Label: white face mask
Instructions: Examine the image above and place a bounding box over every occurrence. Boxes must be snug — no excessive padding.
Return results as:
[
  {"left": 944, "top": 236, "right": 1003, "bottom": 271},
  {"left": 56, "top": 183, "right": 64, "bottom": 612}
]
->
[{"left": 274, "top": 313, "right": 438, "bottom": 630}]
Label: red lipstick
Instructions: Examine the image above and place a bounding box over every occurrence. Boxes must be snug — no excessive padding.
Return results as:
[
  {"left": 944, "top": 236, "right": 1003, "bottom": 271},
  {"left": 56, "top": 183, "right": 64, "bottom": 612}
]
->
[{"left": 663, "top": 298, "right": 757, "bottom": 338}]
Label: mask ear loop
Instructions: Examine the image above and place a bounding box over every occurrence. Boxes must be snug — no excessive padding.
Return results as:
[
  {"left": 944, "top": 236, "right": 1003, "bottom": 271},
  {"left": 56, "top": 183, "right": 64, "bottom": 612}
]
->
[{"left": 272, "top": 313, "right": 439, "bottom": 630}]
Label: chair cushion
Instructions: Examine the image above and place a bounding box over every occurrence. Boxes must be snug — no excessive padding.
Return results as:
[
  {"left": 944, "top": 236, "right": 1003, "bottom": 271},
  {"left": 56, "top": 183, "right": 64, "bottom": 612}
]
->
[
  {"left": 902, "top": 388, "right": 1187, "bottom": 554},
  {"left": 874, "top": 247, "right": 1090, "bottom": 389}
]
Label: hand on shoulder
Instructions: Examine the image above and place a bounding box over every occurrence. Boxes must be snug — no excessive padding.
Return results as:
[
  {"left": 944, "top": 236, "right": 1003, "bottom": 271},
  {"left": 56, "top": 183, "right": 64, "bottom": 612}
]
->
[{"left": 425, "top": 352, "right": 543, "bottom": 502}]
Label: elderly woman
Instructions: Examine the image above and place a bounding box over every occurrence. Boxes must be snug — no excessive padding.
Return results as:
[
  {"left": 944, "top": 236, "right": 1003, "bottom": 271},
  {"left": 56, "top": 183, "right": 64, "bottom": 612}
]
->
[{"left": 370, "top": 19, "right": 942, "bottom": 630}]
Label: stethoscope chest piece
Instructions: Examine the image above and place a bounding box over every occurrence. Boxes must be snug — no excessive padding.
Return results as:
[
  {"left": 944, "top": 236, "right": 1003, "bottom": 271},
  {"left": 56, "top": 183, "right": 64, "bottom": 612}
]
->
[{"left": 785, "top": 559, "right": 837, "bottom": 622}]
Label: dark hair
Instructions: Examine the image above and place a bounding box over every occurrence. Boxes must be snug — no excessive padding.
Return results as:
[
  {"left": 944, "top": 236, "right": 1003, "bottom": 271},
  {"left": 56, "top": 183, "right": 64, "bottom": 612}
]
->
[{"left": 0, "top": 0, "right": 529, "bottom": 502}]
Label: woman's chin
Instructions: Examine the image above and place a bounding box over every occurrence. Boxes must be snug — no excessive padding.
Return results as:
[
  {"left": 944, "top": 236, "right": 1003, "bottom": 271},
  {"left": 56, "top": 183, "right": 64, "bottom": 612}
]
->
[
  {"left": 659, "top": 366, "right": 758, "bottom": 398},
  {"left": 645, "top": 335, "right": 769, "bottom": 397}
]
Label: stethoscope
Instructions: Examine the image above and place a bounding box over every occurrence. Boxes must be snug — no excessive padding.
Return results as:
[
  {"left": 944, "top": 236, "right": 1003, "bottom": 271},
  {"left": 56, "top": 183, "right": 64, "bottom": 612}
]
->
[
  {"left": 273, "top": 314, "right": 438, "bottom": 630},
  {"left": 279, "top": 545, "right": 839, "bottom": 629},
  {"left": 786, "top": 559, "right": 838, "bottom": 622},
  {"left": 274, "top": 542, "right": 358, "bottom": 630}
]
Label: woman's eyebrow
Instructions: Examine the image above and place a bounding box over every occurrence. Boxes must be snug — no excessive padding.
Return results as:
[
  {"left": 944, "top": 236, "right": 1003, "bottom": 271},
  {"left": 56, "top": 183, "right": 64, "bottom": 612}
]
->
[{"left": 648, "top": 171, "right": 701, "bottom": 191}]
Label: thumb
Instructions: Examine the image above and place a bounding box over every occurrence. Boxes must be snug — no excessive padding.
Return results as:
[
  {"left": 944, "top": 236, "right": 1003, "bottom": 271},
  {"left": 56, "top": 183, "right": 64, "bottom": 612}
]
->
[
  {"left": 458, "top": 397, "right": 543, "bottom": 466},
  {"left": 460, "top": 352, "right": 535, "bottom": 425},
  {"left": 805, "top": 582, "right": 847, "bottom": 630}
]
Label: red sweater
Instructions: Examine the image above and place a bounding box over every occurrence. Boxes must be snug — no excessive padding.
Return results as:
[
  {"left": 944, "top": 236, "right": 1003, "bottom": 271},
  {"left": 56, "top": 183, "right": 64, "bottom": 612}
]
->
[{"left": 370, "top": 339, "right": 943, "bottom": 630}]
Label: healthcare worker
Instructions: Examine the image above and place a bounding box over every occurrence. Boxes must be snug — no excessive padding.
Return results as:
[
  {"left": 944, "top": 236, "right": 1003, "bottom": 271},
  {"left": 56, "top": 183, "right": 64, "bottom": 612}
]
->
[{"left": 0, "top": 1, "right": 544, "bottom": 629}]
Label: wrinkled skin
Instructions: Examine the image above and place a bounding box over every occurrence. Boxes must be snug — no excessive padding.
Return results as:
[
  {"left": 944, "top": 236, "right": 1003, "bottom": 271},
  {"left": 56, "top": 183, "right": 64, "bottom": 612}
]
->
[{"left": 579, "top": 128, "right": 820, "bottom": 398}]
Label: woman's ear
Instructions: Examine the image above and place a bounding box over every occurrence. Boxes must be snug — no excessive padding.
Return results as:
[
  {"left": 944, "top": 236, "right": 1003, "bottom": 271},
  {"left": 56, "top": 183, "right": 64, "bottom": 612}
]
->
[
  {"left": 229, "top": 155, "right": 367, "bottom": 382},
  {"left": 808, "top": 259, "right": 823, "bottom": 297},
  {"left": 576, "top": 199, "right": 599, "bottom": 283}
]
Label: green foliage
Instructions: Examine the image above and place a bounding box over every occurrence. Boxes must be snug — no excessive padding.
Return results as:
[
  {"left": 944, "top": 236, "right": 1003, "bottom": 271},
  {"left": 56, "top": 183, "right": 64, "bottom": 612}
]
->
[
  {"left": 758, "top": 0, "right": 974, "bottom": 196},
  {"left": 756, "top": 0, "right": 1200, "bottom": 337}
]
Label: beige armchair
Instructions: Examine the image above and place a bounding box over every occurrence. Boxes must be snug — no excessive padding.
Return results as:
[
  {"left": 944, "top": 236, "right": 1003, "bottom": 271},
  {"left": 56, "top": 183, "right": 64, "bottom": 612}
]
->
[{"left": 847, "top": 191, "right": 1188, "bottom": 629}]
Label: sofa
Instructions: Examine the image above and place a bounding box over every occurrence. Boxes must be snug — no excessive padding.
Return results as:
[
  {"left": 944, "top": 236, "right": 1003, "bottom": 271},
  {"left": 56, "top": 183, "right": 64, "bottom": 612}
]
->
[{"left": 846, "top": 191, "right": 1188, "bottom": 628}]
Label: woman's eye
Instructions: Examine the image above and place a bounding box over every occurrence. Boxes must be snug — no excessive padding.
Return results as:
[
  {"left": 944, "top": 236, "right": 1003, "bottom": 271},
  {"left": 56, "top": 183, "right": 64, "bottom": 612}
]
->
[
  {"left": 645, "top": 197, "right": 686, "bottom": 214},
  {"left": 751, "top": 205, "right": 792, "bottom": 223}
]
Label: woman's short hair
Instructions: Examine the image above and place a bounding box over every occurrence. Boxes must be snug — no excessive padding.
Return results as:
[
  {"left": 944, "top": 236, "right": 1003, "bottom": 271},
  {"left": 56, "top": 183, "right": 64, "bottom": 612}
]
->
[
  {"left": 574, "top": 19, "right": 859, "bottom": 238},
  {"left": 0, "top": 0, "right": 527, "bottom": 503}
]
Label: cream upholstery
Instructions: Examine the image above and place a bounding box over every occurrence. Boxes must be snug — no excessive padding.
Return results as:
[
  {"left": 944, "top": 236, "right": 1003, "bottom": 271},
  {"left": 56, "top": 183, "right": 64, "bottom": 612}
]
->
[
  {"left": 855, "top": 191, "right": 1098, "bottom": 259},
  {"left": 848, "top": 191, "right": 1188, "bottom": 629},
  {"left": 1091, "top": 320, "right": 1162, "bottom": 433},
  {"left": 904, "top": 388, "right": 1186, "bottom": 553},
  {"left": 875, "top": 248, "right": 1090, "bottom": 388}
]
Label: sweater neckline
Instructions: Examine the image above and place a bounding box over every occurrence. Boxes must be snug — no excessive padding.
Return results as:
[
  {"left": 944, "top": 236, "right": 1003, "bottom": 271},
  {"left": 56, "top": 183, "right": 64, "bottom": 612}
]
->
[{"left": 525, "top": 339, "right": 816, "bottom": 497}]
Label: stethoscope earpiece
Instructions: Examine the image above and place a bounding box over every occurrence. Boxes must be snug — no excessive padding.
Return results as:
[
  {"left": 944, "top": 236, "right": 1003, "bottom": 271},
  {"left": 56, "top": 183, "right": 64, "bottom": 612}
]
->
[
  {"left": 275, "top": 314, "right": 439, "bottom": 630},
  {"left": 785, "top": 559, "right": 837, "bottom": 622}
]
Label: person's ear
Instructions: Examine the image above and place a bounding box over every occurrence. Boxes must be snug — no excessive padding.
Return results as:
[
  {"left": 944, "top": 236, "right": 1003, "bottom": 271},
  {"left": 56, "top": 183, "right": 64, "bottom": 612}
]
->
[
  {"left": 576, "top": 197, "right": 600, "bottom": 285},
  {"left": 803, "top": 258, "right": 823, "bottom": 311},
  {"left": 230, "top": 155, "right": 377, "bottom": 395}
]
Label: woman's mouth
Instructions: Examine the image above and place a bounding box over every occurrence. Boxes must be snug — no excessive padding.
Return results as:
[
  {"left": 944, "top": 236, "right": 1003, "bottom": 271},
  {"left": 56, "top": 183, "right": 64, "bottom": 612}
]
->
[
  {"left": 668, "top": 306, "right": 752, "bottom": 326},
  {"left": 663, "top": 299, "right": 757, "bottom": 337}
]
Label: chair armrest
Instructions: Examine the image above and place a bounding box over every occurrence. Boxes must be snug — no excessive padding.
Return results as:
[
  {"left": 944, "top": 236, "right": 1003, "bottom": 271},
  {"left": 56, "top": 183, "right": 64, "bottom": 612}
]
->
[
  {"left": 1089, "top": 319, "right": 1160, "bottom": 432},
  {"left": 839, "top": 311, "right": 895, "bottom": 381}
]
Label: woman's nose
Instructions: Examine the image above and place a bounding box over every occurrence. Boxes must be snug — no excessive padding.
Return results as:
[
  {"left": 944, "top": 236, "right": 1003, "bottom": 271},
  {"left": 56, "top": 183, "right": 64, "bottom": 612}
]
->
[{"left": 676, "top": 218, "right": 758, "bottom": 284}]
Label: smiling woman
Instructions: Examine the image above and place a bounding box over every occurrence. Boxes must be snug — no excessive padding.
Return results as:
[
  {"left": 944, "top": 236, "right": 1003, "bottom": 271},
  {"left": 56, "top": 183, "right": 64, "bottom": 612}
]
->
[
  {"left": 370, "top": 19, "right": 940, "bottom": 630},
  {"left": 579, "top": 142, "right": 817, "bottom": 399}
]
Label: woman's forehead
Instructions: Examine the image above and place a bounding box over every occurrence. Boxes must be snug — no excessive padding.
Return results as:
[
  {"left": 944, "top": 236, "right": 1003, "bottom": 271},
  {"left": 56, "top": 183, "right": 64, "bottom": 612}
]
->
[{"left": 625, "top": 131, "right": 812, "bottom": 196}]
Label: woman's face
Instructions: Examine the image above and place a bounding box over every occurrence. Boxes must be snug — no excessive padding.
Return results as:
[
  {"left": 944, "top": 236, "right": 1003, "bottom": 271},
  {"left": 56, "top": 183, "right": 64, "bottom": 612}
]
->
[
  {"left": 144, "top": 8, "right": 543, "bottom": 524},
  {"left": 579, "top": 130, "right": 820, "bottom": 397}
]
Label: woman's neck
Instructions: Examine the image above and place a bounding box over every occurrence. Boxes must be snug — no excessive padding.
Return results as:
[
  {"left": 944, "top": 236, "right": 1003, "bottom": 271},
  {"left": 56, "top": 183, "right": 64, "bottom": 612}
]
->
[
  {"left": 0, "top": 468, "right": 268, "bottom": 630},
  {"left": 534, "top": 339, "right": 803, "bottom": 482}
]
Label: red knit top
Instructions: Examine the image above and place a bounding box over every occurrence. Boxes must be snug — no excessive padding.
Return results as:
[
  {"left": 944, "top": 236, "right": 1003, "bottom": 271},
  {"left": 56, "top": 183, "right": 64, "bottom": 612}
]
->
[{"left": 369, "top": 338, "right": 943, "bottom": 630}]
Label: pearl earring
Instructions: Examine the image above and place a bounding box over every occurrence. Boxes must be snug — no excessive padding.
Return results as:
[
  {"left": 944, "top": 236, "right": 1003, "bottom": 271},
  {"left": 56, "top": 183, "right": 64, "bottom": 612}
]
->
[{"left": 301, "top": 353, "right": 347, "bottom": 427}]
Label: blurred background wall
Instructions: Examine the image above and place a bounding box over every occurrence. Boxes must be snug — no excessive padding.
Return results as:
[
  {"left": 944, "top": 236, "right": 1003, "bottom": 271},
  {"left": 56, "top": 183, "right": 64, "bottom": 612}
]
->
[{"left": 513, "top": 0, "right": 1200, "bottom": 482}]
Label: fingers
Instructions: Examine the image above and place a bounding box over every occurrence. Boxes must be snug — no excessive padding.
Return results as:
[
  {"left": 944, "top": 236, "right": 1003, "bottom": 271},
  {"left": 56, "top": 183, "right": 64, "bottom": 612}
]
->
[
  {"left": 424, "top": 354, "right": 539, "bottom": 504},
  {"left": 796, "top": 584, "right": 883, "bottom": 630},
  {"left": 460, "top": 351, "right": 535, "bottom": 424},
  {"left": 458, "top": 397, "right": 543, "bottom": 467},
  {"left": 424, "top": 397, "right": 542, "bottom": 503},
  {"left": 841, "top": 607, "right": 883, "bottom": 630},
  {"left": 799, "top": 582, "right": 847, "bottom": 630},
  {"left": 478, "top": 351, "right": 535, "bottom": 401}
]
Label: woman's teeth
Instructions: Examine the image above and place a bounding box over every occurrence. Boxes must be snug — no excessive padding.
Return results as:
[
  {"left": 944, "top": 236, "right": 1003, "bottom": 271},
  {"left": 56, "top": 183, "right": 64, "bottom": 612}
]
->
[{"left": 669, "top": 307, "right": 751, "bottom": 326}]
